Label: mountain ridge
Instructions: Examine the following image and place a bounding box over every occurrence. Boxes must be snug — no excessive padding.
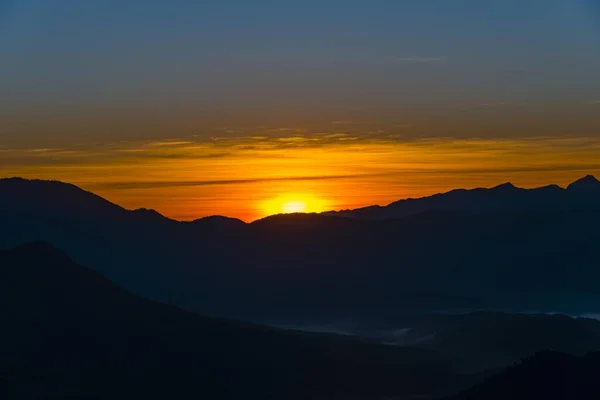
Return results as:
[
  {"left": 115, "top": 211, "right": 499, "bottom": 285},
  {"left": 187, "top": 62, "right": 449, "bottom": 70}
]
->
[
  {"left": 2, "top": 176, "right": 600, "bottom": 323},
  {"left": 0, "top": 177, "right": 245, "bottom": 225},
  {"left": 0, "top": 241, "right": 468, "bottom": 399},
  {"left": 324, "top": 174, "right": 600, "bottom": 220},
  {"left": 3, "top": 175, "right": 599, "bottom": 222}
]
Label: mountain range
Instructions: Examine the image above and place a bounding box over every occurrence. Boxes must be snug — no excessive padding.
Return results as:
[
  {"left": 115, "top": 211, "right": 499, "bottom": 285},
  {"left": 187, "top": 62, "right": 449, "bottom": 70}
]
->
[
  {"left": 6, "top": 242, "right": 600, "bottom": 399},
  {"left": 5, "top": 242, "right": 600, "bottom": 398},
  {"left": 1, "top": 176, "right": 600, "bottom": 324},
  {"left": 0, "top": 242, "right": 471, "bottom": 399},
  {"left": 4, "top": 176, "right": 600, "bottom": 398},
  {"left": 325, "top": 175, "right": 600, "bottom": 219}
]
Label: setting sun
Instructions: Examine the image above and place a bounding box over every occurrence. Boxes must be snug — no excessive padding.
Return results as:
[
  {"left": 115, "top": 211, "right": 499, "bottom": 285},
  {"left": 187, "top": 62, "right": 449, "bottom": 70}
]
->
[
  {"left": 281, "top": 201, "right": 307, "bottom": 214},
  {"left": 259, "top": 193, "right": 331, "bottom": 218}
]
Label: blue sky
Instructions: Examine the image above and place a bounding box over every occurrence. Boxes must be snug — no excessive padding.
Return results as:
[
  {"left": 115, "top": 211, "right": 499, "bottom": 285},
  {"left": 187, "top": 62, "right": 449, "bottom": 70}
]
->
[{"left": 2, "top": 0, "right": 599, "bottom": 120}]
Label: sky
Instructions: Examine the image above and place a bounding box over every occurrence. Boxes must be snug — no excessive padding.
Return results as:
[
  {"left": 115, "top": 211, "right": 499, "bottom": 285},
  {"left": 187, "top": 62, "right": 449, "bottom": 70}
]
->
[{"left": 1, "top": 0, "right": 600, "bottom": 220}]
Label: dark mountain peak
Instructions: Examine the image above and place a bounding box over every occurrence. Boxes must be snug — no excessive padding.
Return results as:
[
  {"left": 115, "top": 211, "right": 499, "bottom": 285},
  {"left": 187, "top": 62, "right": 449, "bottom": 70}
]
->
[
  {"left": 581, "top": 174, "right": 598, "bottom": 182},
  {"left": 190, "top": 215, "right": 247, "bottom": 232},
  {"left": 568, "top": 175, "right": 600, "bottom": 191},
  {"left": 193, "top": 215, "right": 245, "bottom": 224},
  {"left": 490, "top": 182, "right": 518, "bottom": 191},
  {"left": 1, "top": 177, "right": 82, "bottom": 192},
  {"left": 2, "top": 241, "right": 79, "bottom": 266},
  {"left": 533, "top": 184, "right": 563, "bottom": 192},
  {"left": 0, "top": 242, "right": 83, "bottom": 282},
  {"left": 131, "top": 207, "right": 171, "bottom": 222},
  {"left": 6, "top": 240, "right": 64, "bottom": 257},
  {"left": 133, "top": 207, "right": 163, "bottom": 216},
  {"left": 0, "top": 177, "right": 124, "bottom": 217}
]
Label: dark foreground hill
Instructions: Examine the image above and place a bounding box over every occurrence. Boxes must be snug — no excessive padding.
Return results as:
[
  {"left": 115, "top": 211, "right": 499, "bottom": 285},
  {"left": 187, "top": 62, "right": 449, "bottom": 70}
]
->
[
  {"left": 2, "top": 177, "right": 600, "bottom": 323},
  {"left": 445, "top": 351, "right": 600, "bottom": 400},
  {"left": 0, "top": 242, "right": 471, "bottom": 399}
]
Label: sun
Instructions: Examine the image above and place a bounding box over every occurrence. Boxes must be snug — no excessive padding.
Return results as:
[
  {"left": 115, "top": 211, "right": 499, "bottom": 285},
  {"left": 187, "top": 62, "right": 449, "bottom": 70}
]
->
[
  {"left": 259, "top": 192, "right": 330, "bottom": 218},
  {"left": 281, "top": 200, "right": 307, "bottom": 214}
]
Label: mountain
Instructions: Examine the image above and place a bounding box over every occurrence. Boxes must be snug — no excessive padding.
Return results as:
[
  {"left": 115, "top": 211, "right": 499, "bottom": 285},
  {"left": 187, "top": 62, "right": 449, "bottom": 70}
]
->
[
  {"left": 324, "top": 176, "right": 600, "bottom": 220},
  {"left": 0, "top": 177, "right": 126, "bottom": 219},
  {"left": 445, "top": 351, "right": 600, "bottom": 400},
  {"left": 0, "top": 242, "right": 470, "bottom": 399},
  {"left": 2, "top": 177, "right": 600, "bottom": 324},
  {"left": 568, "top": 175, "right": 600, "bottom": 194}
]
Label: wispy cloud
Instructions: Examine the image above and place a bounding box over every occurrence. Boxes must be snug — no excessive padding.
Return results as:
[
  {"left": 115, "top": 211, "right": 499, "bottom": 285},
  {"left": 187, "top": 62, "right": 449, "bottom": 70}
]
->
[
  {"left": 26, "top": 148, "right": 65, "bottom": 153},
  {"left": 3, "top": 135, "right": 600, "bottom": 167},
  {"left": 264, "top": 127, "right": 308, "bottom": 134},
  {"left": 410, "top": 163, "right": 600, "bottom": 175},
  {"left": 85, "top": 173, "right": 389, "bottom": 190},
  {"left": 147, "top": 140, "right": 195, "bottom": 147}
]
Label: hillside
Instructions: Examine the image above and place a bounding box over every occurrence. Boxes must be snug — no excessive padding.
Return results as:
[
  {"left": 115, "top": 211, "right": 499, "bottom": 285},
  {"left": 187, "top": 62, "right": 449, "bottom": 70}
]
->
[{"left": 0, "top": 242, "right": 468, "bottom": 399}]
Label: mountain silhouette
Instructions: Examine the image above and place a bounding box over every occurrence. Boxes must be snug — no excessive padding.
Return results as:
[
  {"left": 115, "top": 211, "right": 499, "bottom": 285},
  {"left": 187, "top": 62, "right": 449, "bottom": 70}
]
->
[
  {"left": 446, "top": 351, "right": 600, "bottom": 400},
  {"left": 0, "top": 177, "right": 244, "bottom": 228},
  {"left": 0, "top": 177, "right": 126, "bottom": 218},
  {"left": 567, "top": 175, "right": 600, "bottom": 194},
  {"left": 2, "top": 177, "right": 600, "bottom": 324},
  {"left": 324, "top": 175, "right": 600, "bottom": 220},
  {"left": 0, "top": 242, "right": 469, "bottom": 399}
]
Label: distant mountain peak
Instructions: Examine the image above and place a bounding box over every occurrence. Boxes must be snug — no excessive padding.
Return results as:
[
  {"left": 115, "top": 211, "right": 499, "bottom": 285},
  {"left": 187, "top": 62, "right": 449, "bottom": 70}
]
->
[
  {"left": 192, "top": 215, "right": 246, "bottom": 226},
  {"left": 3, "top": 241, "right": 72, "bottom": 265},
  {"left": 134, "top": 207, "right": 161, "bottom": 214},
  {"left": 540, "top": 184, "right": 562, "bottom": 189},
  {"left": 491, "top": 182, "right": 518, "bottom": 191},
  {"left": 132, "top": 208, "right": 165, "bottom": 218},
  {"left": 195, "top": 215, "right": 241, "bottom": 222},
  {"left": 0, "top": 177, "right": 125, "bottom": 216},
  {"left": 567, "top": 175, "right": 600, "bottom": 191}
]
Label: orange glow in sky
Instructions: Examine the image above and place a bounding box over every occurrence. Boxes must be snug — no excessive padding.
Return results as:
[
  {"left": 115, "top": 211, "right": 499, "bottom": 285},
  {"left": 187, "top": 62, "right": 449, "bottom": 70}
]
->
[
  {"left": 2, "top": 134, "right": 600, "bottom": 221},
  {"left": 262, "top": 194, "right": 331, "bottom": 216}
]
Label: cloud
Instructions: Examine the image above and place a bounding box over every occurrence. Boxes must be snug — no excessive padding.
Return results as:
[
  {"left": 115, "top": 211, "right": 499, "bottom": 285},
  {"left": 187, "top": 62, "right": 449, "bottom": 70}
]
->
[
  {"left": 265, "top": 127, "right": 307, "bottom": 134},
  {"left": 4, "top": 135, "right": 600, "bottom": 187},
  {"left": 408, "top": 163, "right": 600, "bottom": 175},
  {"left": 26, "top": 148, "right": 66, "bottom": 153},
  {"left": 147, "top": 140, "right": 194, "bottom": 147},
  {"left": 85, "top": 173, "right": 388, "bottom": 190}
]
